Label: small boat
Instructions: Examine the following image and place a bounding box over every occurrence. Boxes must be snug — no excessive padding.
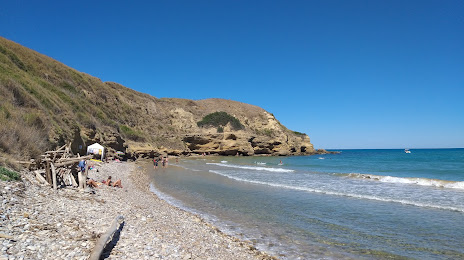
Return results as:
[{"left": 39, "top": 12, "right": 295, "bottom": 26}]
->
[{"left": 405, "top": 149, "right": 411, "bottom": 154}]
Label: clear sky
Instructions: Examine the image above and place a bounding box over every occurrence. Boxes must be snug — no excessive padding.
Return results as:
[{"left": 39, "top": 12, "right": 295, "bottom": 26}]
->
[{"left": 1, "top": 0, "right": 463, "bottom": 149}]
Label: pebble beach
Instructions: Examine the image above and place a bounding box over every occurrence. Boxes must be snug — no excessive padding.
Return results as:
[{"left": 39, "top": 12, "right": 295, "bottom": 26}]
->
[{"left": 1, "top": 161, "right": 275, "bottom": 260}]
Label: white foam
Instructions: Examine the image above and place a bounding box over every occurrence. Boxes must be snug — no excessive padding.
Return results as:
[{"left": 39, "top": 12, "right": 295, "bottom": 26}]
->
[
  {"left": 348, "top": 173, "right": 464, "bottom": 190},
  {"left": 171, "top": 164, "right": 201, "bottom": 172},
  {"left": 149, "top": 183, "right": 186, "bottom": 209},
  {"left": 209, "top": 170, "right": 464, "bottom": 213},
  {"left": 206, "top": 163, "right": 294, "bottom": 173}
]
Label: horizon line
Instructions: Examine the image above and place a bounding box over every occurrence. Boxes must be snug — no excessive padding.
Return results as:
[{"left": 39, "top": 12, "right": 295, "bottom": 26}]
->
[{"left": 323, "top": 147, "right": 463, "bottom": 150}]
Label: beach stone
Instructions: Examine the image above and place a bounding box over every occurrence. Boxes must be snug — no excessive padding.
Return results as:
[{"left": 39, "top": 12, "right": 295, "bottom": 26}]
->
[{"left": 0, "top": 161, "right": 276, "bottom": 260}]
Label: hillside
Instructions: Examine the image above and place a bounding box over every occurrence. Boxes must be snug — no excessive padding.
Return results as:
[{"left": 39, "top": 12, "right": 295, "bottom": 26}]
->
[{"left": 0, "top": 36, "right": 316, "bottom": 164}]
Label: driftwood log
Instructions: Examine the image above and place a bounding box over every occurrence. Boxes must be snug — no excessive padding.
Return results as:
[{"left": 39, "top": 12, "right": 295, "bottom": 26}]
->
[
  {"left": 34, "top": 170, "right": 48, "bottom": 185},
  {"left": 18, "top": 143, "right": 97, "bottom": 190},
  {"left": 51, "top": 163, "right": 57, "bottom": 190},
  {"left": 89, "top": 215, "right": 125, "bottom": 260},
  {"left": 54, "top": 155, "right": 93, "bottom": 167}
]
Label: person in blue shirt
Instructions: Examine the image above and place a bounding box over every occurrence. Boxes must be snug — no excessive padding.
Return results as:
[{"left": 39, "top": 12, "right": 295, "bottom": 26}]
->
[{"left": 78, "top": 160, "right": 86, "bottom": 173}]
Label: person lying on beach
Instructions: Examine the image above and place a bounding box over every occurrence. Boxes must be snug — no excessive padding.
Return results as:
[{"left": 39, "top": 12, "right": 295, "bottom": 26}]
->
[
  {"left": 106, "top": 176, "right": 123, "bottom": 188},
  {"left": 86, "top": 178, "right": 100, "bottom": 188}
]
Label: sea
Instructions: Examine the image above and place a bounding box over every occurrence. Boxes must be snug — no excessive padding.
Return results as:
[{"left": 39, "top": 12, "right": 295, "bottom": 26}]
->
[{"left": 148, "top": 149, "right": 464, "bottom": 259}]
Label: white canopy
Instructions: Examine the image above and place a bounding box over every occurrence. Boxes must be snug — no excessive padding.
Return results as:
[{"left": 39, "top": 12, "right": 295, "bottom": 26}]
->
[{"left": 87, "top": 143, "right": 105, "bottom": 160}]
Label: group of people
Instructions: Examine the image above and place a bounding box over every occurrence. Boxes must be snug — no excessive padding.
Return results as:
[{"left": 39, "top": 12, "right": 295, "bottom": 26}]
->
[
  {"left": 86, "top": 176, "right": 122, "bottom": 188},
  {"left": 153, "top": 156, "right": 169, "bottom": 169},
  {"left": 79, "top": 159, "right": 123, "bottom": 189}
]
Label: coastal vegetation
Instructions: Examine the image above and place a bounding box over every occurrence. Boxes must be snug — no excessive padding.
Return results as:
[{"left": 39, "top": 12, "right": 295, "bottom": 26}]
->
[
  {"left": 0, "top": 36, "right": 316, "bottom": 165},
  {"left": 0, "top": 166, "right": 20, "bottom": 181},
  {"left": 254, "top": 128, "right": 274, "bottom": 137},
  {"left": 292, "top": 131, "right": 306, "bottom": 136},
  {"left": 197, "top": 111, "right": 244, "bottom": 130},
  {"left": 119, "top": 125, "right": 145, "bottom": 142}
]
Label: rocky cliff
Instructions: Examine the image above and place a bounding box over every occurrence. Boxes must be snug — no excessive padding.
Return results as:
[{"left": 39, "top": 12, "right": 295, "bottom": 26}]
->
[{"left": 0, "top": 37, "right": 316, "bottom": 162}]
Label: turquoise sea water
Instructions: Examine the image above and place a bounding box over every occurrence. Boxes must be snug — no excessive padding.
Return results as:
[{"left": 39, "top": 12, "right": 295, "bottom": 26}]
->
[{"left": 149, "top": 149, "right": 464, "bottom": 259}]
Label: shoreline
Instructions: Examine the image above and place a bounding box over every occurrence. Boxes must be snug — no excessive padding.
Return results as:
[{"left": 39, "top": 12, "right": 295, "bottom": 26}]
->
[
  {"left": 0, "top": 160, "right": 276, "bottom": 259},
  {"left": 131, "top": 160, "right": 277, "bottom": 259}
]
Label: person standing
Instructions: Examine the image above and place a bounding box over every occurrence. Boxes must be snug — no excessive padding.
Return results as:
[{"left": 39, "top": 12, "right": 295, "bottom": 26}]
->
[
  {"left": 153, "top": 158, "right": 158, "bottom": 169},
  {"left": 78, "top": 160, "right": 86, "bottom": 173}
]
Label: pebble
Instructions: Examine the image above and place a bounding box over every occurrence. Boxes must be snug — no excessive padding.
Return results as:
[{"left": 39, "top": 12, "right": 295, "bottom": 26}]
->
[{"left": 0, "top": 161, "right": 276, "bottom": 260}]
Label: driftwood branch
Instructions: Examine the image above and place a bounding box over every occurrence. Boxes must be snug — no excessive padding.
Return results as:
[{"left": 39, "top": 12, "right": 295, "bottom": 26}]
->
[
  {"left": 89, "top": 215, "right": 125, "bottom": 260},
  {"left": 54, "top": 155, "right": 93, "bottom": 167},
  {"left": 51, "top": 163, "right": 57, "bottom": 190},
  {"left": 34, "top": 170, "right": 48, "bottom": 184},
  {"left": 69, "top": 170, "right": 78, "bottom": 187}
]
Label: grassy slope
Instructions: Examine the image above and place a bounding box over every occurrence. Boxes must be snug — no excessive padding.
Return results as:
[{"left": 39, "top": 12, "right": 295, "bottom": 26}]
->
[
  {"left": 0, "top": 37, "right": 158, "bottom": 161},
  {"left": 0, "top": 37, "right": 311, "bottom": 165}
]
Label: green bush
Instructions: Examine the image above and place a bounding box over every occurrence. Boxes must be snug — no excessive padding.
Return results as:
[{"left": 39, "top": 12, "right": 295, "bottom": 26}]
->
[
  {"left": 217, "top": 126, "right": 224, "bottom": 133},
  {"left": 119, "top": 125, "right": 145, "bottom": 141},
  {"left": 255, "top": 128, "right": 274, "bottom": 137},
  {"left": 0, "top": 166, "right": 20, "bottom": 181},
  {"left": 292, "top": 131, "right": 306, "bottom": 136},
  {"left": 197, "top": 112, "right": 244, "bottom": 130},
  {"left": 263, "top": 128, "right": 273, "bottom": 137}
]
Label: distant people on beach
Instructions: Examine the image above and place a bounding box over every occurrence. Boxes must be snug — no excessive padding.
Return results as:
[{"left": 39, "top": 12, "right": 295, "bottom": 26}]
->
[
  {"left": 106, "top": 176, "right": 123, "bottom": 188},
  {"left": 153, "top": 158, "right": 158, "bottom": 169},
  {"left": 86, "top": 178, "right": 99, "bottom": 188},
  {"left": 162, "top": 157, "right": 166, "bottom": 168}
]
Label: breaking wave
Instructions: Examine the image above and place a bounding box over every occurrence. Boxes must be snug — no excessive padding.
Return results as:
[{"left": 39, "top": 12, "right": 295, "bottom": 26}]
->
[
  {"left": 347, "top": 173, "right": 464, "bottom": 190},
  {"left": 209, "top": 170, "right": 464, "bottom": 212},
  {"left": 206, "top": 163, "right": 294, "bottom": 173}
]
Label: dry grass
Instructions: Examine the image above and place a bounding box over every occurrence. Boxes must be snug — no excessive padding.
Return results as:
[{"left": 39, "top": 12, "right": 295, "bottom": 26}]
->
[{"left": 0, "top": 36, "right": 308, "bottom": 163}]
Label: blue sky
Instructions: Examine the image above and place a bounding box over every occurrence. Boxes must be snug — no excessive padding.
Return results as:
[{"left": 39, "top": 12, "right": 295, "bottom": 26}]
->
[{"left": 1, "top": 0, "right": 463, "bottom": 149}]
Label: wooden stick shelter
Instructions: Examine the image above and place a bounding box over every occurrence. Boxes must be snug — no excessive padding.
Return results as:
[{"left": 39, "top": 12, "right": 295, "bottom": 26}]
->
[{"left": 20, "top": 143, "right": 94, "bottom": 190}]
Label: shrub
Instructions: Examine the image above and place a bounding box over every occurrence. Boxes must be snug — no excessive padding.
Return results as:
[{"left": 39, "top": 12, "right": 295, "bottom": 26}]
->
[
  {"left": 23, "top": 112, "right": 45, "bottom": 128},
  {"left": 0, "top": 118, "right": 48, "bottom": 160},
  {"left": 217, "top": 126, "right": 224, "bottom": 133},
  {"left": 292, "top": 131, "right": 306, "bottom": 136},
  {"left": 0, "top": 166, "right": 20, "bottom": 181},
  {"left": 263, "top": 128, "right": 273, "bottom": 137},
  {"left": 119, "top": 125, "right": 145, "bottom": 141},
  {"left": 197, "top": 112, "right": 244, "bottom": 130},
  {"left": 255, "top": 128, "right": 274, "bottom": 137}
]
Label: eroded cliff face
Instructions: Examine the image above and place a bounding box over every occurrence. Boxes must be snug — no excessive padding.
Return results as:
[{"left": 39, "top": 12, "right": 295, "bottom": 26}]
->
[
  {"left": 73, "top": 99, "right": 316, "bottom": 158},
  {"left": 181, "top": 111, "right": 314, "bottom": 156}
]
